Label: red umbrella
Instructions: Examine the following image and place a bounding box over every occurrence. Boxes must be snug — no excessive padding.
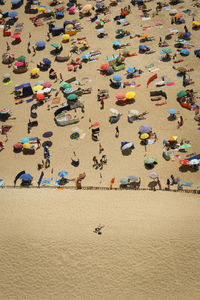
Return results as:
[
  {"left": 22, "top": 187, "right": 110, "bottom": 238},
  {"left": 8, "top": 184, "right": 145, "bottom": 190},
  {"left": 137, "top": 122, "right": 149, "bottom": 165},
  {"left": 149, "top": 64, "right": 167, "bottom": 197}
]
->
[
  {"left": 36, "top": 93, "right": 45, "bottom": 100},
  {"left": 91, "top": 122, "right": 100, "bottom": 127},
  {"left": 116, "top": 92, "right": 126, "bottom": 99},
  {"left": 14, "top": 61, "right": 24, "bottom": 67},
  {"left": 100, "top": 64, "right": 108, "bottom": 71},
  {"left": 13, "top": 142, "right": 23, "bottom": 149},
  {"left": 11, "top": 33, "right": 21, "bottom": 39},
  {"left": 179, "top": 160, "right": 189, "bottom": 165}
]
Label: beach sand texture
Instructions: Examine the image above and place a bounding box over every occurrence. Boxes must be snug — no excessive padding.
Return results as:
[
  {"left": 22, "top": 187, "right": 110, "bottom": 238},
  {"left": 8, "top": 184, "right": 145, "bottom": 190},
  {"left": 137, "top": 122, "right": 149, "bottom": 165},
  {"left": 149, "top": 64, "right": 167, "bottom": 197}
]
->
[{"left": 0, "top": 189, "right": 200, "bottom": 299}]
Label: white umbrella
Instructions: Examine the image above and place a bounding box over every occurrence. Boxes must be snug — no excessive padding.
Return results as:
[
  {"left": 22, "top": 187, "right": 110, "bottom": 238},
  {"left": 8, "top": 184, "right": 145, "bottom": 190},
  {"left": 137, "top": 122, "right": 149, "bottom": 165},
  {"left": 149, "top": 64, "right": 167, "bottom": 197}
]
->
[
  {"left": 3, "top": 73, "right": 11, "bottom": 79},
  {"left": 43, "top": 87, "right": 51, "bottom": 93},
  {"left": 121, "top": 142, "right": 133, "bottom": 150},
  {"left": 129, "top": 109, "right": 140, "bottom": 116},
  {"left": 149, "top": 172, "right": 159, "bottom": 179},
  {"left": 37, "top": 90, "right": 44, "bottom": 94},
  {"left": 169, "top": 9, "right": 177, "bottom": 15},
  {"left": 110, "top": 108, "right": 119, "bottom": 115},
  {"left": 189, "top": 159, "right": 199, "bottom": 165}
]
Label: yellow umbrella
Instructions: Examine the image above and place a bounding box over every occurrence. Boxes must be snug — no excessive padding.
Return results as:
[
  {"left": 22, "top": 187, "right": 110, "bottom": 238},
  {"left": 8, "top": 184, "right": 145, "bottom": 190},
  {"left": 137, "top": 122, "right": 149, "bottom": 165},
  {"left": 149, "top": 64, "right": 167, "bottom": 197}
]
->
[
  {"left": 82, "top": 4, "right": 92, "bottom": 12},
  {"left": 31, "top": 68, "right": 40, "bottom": 75},
  {"left": 193, "top": 21, "right": 200, "bottom": 26},
  {"left": 62, "top": 34, "right": 70, "bottom": 41},
  {"left": 23, "top": 143, "right": 31, "bottom": 149},
  {"left": 32, "top": 85, "right": 43, "bottom": 92},
  {"left": 38, "top": 6, "right": 46, "bottom": 11},
  {"left": 140, "top": 133, "right": 149, "bottom": 140},
  {"left": 168, "top": 136, "right": 178, "bottom": 142},
  {"left": 125, "top": 91, "right": 136, "bottom": 99}
]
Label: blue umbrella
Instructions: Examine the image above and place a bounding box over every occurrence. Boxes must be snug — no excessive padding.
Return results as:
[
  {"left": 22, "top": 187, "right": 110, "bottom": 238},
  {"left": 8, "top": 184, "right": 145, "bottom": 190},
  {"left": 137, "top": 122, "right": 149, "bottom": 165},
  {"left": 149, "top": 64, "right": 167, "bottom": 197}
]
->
[
  {"left": 182, "top": 32, "right": 191, "bottom": 39},
  {"left": 120, "top": 177, "right": 129, "bottom": 184},
  {"left": 11, "top": 0, "right": 20, "bottom": 3},
  {"left": 43, "top": 131, "right": 53, "bottom": 138},
  {"left": 35, "top": 41, "right": 45, "bottom": 48},
  {"left": 113, "top": 40, "right": 122, "bottom": 46},
  {"left": 20, "top": 173, "right": 33, "bottom": 181},
  {"left": 168, "top": 109, "right": 177, "bottom": 114},
  {"left": 128, "top": 175, "right": 139, "bottom": 182},
  {"left": 139, "top": 44, "right": 147, "bottom": 50},
  {"left": 180, "top": 49, "right": 189, "bottom": 56},
  {"left": 98, "top": 28, "right": 105, "bottom": 34},
  {"left": 81, "top": 54, "right": 90, "bottom": 60},
  {"left": 56, "top": 12, "right": 64, "bottom": 16},
  {"left": 21, "top": 137, "right": 29, "bottom": 143},
  {"left": 64, "top": 21, "right": 73, "bottom": 27},
  {"left": 66, "top": 2, "right": 74, "bottom": 7},
  {"left": 139, "top": 125, "right": 152, "bottom": 134},
  {"left": 8, "top": 11, "right": 18, "bottom": 18},
  {"left": 113, "top": 74, "right": 122, "bottom": 82},
  {"left": 43, "top": 58, "right": 51, "bottom": 65},
  {"left": 126, "top": 67, "right": 135, "bottom": 73},
  {"left": 96, "top": 2, "right": 104, "bottom": 8},
  {"left": 58, "top": 171, "right": 68, "bottom": 177}
]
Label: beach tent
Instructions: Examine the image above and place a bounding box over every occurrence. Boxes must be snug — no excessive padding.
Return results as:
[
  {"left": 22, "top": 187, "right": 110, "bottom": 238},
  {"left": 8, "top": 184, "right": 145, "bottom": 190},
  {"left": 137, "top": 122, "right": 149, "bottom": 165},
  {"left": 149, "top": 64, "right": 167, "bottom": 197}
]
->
[
  {"left": 15, "top": 83, "right": 33, "bottom": 97},
  {"left": 187, "top": 154, "right": 200, "bottom": 161}
]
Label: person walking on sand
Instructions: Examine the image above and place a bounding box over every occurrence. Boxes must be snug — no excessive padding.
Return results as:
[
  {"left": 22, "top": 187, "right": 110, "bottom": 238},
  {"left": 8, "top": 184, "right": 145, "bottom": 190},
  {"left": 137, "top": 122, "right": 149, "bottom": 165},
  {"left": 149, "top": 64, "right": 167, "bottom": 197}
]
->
[
  {"left": 100, "top": 99, "right": 104, "bottom": 110},
  {"left": 115, "top": 126, "right": 119, "bottom": 138},
  {"left": 99, "top": 143, "right": 104, "bottom": 154},
  {"left": 167, "top": 178, "right": 170, "bottom": 190},
  {"left": 47, "top": 32, "right": 51, "bottom": 42},
  {"left": 37, "top": 138, "right": 41, "bottom": 149},
  {"left": 59, "top": 73, "right": 63, "bottom": 82},
  {"left": 32, "top": 46, "right": 36, "bottom": 56}
]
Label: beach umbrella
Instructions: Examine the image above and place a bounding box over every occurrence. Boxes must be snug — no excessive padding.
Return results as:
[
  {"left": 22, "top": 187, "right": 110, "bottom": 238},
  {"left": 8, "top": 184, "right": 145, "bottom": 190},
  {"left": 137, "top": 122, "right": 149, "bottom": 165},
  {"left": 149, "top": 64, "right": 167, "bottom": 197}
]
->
[
  {"left": 50, "top": 42, "right": 59, "bottom": 49},
  {"left": 168, "top": 109, "right": 177, "bottom": 115},
  {"left": 179, "top": 159, "right": 189, "bottom": 165},
  {"left": 96, "top": 20, "right": 104, "bottom": 27},
  {"left": 180, "top": 49, "right": 190, "bottom": 56},
  {"left": 11, "top": 33, "right": 21, "bottom": 39},
  {"left": 121, "top": 142, "right": 133, "bottom": 150},
  {"left": 162, "top": 47, "right": 172, "bottom": 53},
  {"left": 177, "top": 90, "right": 186, "bottom": 98},
  {"left": 189, "top": 159, "right": 199, "bottom": 165},
  {"left": 62, "top": 34, "right": 70, "bottom": 41},
  {"left": 113, "top": 74, "right": 122, "bottom": 82},
  {"left": 38, "top": 6, "right": 46, "bottom": 11},
  {"left": 144, "top": 158, "right": 156, "bottom": 164},
  {"left": 139, "top": 44, "right": 147, "bottom": 50},
  {"left": 23, "top": 143, "right": 31, "bottom": 149},
  {"left": 129, "top": 110, "right": 139, "bottom": 116},
  {"left": 32, "top": 85, "right": 43, "bottom": 92},
  {"left": 116, "top": 92, "right": 125, "bottom": 99},
  {"left": 13, "top": 142, "right": 23, "bottom": 149},
  {"left": 125, "top": 91, "right": 136, "bottom": 99},
  {"left": 110, "top": 108, "right": 119, "bottom": 115},
  {"left": 43, "top": 131, "right": 53, "bottom": 138},
  {"left": 98, "top": 28, "right": 105, "bottom": 34},
  {"left": 106, "top": 66, "right": 114, "bottom": 75},
  {"left": 0, "top": 108, "right": 10, "bottom": 114},
  {"left": 113, "top": 40, "right": 122, "bottom": 46},
  {"left": 91, "top": 122, "right": 100, "bottom": 127},
  {"left": 116, "top": 29, "right": 124, "bottom": 35},
  {"left": 31, "top": 68, "right": 40, "bottom": 75},
  {"left": 43, "top": 88, "right": 51, "bottom": 94},
  {"left": 100, "top": 64, "right": 109, "bottom": 71},
  {"left": 96, "top": 2, "right": 104, "bottom": 8},
  {"left": 11, "top": 0, "right": 20, "bottom": 4},
  {"left": 175, "top": 13, "right": 183, "bottom": 19},
  {"left": 169, "top": 9, "right": 177, "bottom": 15},
  {"left": 177, "top": 67, "right": 187, "bottom": 73},
  {"left": 81, "top": 54, "right": 90, "bottom": 60},
  {"left": 36, "top": 90, "right": 44, "bottom": 94},
  {"left": 120, "top": 177, "right": 129, "bottom": 184},
  {"left": 140, "top": 33, "right": 148, "bottom": 38},
  {"left": 182, "top": 32, "right": 191, "bottom": 39},
  {"left": 193, "top": 21, "right": 200, "bottom": 26},
  {"left": 128, "top": 176, "right": 139, "bottom": 182},
  {"left": 67, "top": 94, "right": 77, "bottom": 101},
  {"left": 60, "top": 82, "right": 72, "bottom": 89},
  {"left": 168, "top": 136, "right": 178, "bottom": 142},
  {"left": 42, "top": 81, "right": 51, "bottom": 88},
  {"left": 64, "top": 88, "right": 73, "bottom": 94},
  {"left": 35, "top": 41, "right": 45, "bottom": 48},
  {"left": 69, "top": 7, "right": 76, "bottom": 13},
  {"left": 65, "top": 24, "right": 73, "bottom": 30},
  {"left": 21, "top": 137, "right": 29, "bottom": 143},
  {"left": 20, "top": 173, "right": 32, "bottom": 181},
  {"left": 149, "top": 172, "right": 159, "bottom": 179},
  {"left": 58, "top": 171, "right": 68, "bottom": 177},
  {"left": 82, "top": 4, "right": 93, "bottom": 12},
  {"left": 36, "top": 94, "right": 45, "bottom": 100},
  {"left": 8, "top": 11, "right": 18, "bottom": 18},
  {"left": 139, "top": 125, "right": 152, "bottom": 134},
  {"left": 3, "top": 53, "right": 14, "bottom": 61},
  {"left": 126, "top": 67, "right": 135, "bottom": 73},
  {"left": 14, "top": 61, "right": 24, "bottom": 67},
  {"left": 180, "top": 144, "right": 191, "bottom": 149},
  {"left": 3, "top": 73, "right": 10, "bottom": 79},
  {"left": 71, "top": 127, "right": 80, "bottom": 132},
  {"left": 140, "top": 133, "right": 149, "bottom": 140}
]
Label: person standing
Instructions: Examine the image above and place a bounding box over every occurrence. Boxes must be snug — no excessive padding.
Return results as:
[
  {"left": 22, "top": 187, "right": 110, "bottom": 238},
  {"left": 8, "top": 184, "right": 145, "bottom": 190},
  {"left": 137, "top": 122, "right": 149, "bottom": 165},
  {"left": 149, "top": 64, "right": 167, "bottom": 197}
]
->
[
  {"left": 100, "top": 99, "right": 104, "bottom": 110},
  {"left": 115, "top": 126, "right": 119, "bottom": 138}
]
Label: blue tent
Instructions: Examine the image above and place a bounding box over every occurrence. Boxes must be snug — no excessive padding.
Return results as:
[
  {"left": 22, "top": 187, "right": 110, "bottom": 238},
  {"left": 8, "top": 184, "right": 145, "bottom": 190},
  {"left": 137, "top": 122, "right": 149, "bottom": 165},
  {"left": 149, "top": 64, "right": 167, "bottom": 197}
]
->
[
  {"left": 8, "top": 11, "right": 18, "bottom": 18},
  {"left": 187, "top": 154, "right": 200, "bottom": 161},
  {"left": 15, "top": 83, "right": 33, "bottom": 97},
  {"left": 180, "top": 49, "right": 190, "bottom": 56}
]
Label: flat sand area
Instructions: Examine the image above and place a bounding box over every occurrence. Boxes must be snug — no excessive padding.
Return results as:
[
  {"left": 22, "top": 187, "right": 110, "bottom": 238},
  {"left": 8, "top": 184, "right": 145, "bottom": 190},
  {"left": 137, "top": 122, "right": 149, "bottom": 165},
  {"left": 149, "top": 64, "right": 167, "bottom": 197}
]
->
[{"left": 0, "top": 189, "right": 200, "bottom": 299}]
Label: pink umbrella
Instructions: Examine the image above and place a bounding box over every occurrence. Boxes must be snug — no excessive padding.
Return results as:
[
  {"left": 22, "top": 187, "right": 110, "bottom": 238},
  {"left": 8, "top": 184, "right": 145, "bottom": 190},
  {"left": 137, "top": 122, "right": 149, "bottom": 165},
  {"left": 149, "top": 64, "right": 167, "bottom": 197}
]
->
[
  {"left": 42, "top": 82, "right": 52, "bottom": 88},
  {"left": 116, "top": 92, "right": 126, "bottom": 99},
  {"left": 13, "top": 142, "right": 23, "bottom": 149},
  {"left": 69, "top": 7, "right": 76, "bottom": 13},
  {"left": 14, "top": 61, "right": 24, "bottom": 67},
  {"left": 11, "top": 33, "right": 21, "bottom": 39}
]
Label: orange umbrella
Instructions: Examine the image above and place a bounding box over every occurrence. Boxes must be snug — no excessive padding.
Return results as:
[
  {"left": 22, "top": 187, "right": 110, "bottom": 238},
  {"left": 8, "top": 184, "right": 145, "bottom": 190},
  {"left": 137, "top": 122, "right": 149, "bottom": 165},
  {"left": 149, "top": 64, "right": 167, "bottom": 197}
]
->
[
  {"left": 36, "top": 93, "right": 45, "bottom": 100},
  {"left": 140, "top": 34, "right": 147, "bottom": 38}
]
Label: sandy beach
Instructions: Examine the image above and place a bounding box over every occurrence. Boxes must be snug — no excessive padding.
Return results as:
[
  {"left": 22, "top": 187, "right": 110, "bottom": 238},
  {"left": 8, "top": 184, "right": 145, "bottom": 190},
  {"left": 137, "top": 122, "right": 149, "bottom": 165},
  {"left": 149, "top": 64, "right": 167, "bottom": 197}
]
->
[{"left": 0, "top": 0, "right": 200, "bottom": 297}]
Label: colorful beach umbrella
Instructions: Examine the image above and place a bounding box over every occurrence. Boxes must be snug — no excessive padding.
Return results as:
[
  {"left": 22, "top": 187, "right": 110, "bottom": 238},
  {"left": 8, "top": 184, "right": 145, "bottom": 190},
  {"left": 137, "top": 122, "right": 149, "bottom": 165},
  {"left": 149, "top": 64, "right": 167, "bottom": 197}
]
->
[
  {"left": 62, "top": 34, "right": 70, "bottom": 41},
  {"left": 36, "top": 93, "right": 45, "bottom": 100},
  {"left": 8, "top": 11, "right": 18, "bottom": 18},
  {"left": 125, "top": 91, "right": 136, "bottom": 99},
  {"left": 23, "top": 143, "right": 31, "bottom": 149},
  {"left": 120, "top": 177, "right": 129, "bottom": 184},
  {"left": 13, "top": 142, "right": 23, "bottom": 149},
  {"left": 100, "top": 64, "right": 109, "bottom": 71},
  {"left": 144, "top": 158, "right": 157, "bottom": 164},
  {"left": 177, "top": 90, "right": 186, "bottom": 98},
  {"left": 35, "top": 41, "right": 45, "bottom": 48},
  {"left": 60, "top": 82, "right": 72, "bottom": 89},
  {"left": 58, "top": 171, "right": 68, "bottom": 177},
  {"left": 110, "top": 108, "right": 119, "bottom": 115},
  {"left": 67, "top": 94, "right": 77, "bottom": 101},
  {"left": 21, "top": 137, "right": 29, "bottom": 143},
  {"left": 177, "top": 67, "right": 187, "bottom": 73},
  {"left": 0, "top": 108, "right": 10, "bottom": 114},
  {"left": 129, "top": 109, "right": 139, "bottom": 116},
  {"left": 121, "top": 142, "right": 133, "bottom": 150},
  {"left": 126, "top": 67, "right": 135, "bottom": 73},
  {"left": 42, "top": 81, "right": 51, "bottom": 88},
  {"left": 33, "top": 85, "right": 43, "bottom": 92},
  {"left": 168, "top": 136, "right": 178, "bottom": 142},
  {"left": 149, "top": 172, "right": 159, "bottom": 179},
  {"left": 139, "top": 125, "right": 152, "bottom": 134},
  {"left": 162, "top": 47, "right": 172, "bottom": 53}
]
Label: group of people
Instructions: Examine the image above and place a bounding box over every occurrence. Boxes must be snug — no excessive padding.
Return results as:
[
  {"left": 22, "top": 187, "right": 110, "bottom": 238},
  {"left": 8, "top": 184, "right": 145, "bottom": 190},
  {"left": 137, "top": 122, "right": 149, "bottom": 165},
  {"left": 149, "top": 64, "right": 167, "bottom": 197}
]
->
[{"left": 93, "top": 154, "right": 107, "bottom": 170}]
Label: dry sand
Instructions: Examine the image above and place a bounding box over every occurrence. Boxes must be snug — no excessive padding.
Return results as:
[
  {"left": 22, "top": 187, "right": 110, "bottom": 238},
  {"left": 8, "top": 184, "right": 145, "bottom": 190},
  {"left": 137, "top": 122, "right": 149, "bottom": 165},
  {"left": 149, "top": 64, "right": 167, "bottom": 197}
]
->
[
  {"left": 0, "top": 0, "right": 200, "bottom": 298},
  {"left": 0, "top": 189, "right": 200, "bottom": 299}
]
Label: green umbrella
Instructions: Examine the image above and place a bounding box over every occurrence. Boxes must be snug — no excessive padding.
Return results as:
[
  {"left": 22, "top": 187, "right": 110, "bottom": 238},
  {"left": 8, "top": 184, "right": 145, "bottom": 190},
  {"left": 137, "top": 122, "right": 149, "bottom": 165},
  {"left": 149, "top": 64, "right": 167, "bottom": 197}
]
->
[
  {"left": 60, "top": 82, "right": 72, "bottom": 89},
  {"left": 162, "top": 47, "right": 172, "bottom": 54},
  {"left": 177, "top": 67, "right": 187, "bottom": 73},
  {"left": 16, "top": 55, "right": 26, "bottom": 62},
  {"left": 177, "top": 90, "right": 187, "bottom": 98},
  {"left": 181, "top": 144, "right": 191, "bottom": 149},
  {"left": 50, "top": 42, "right": 59, "bottom": 49},
  {"left": 144, "top": 157, "right": 157, "bottom": 164},
  {"left": 67, "top": 93, "right": 77, "bottom": 101},
  {"left": 116, "top": 29, "right": 124, "bottom": 35}
]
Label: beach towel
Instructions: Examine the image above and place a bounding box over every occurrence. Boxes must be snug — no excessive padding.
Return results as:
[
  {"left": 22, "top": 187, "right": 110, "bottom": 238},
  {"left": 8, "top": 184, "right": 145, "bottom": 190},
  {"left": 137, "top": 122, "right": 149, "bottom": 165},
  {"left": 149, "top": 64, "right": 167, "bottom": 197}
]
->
[
  {"left": 52, "top": 97, "right": 60, "bottom": 104},
  {"left": 26, "top": 98, "right": 34, "bottom": 103},
  {"left": 166, "top": 82, "right": 175, "bottom": 86},
  {"left": 147, "top": 74, "right": 157, "bottom": 87},
  {"left": 154, "top": 21, "right": 163, "bottom": 26},
  {"left": 4, "top": 80, "right": 12, "bottom": 86},
  {"left": 182, "top": 182, "right": 193, "bottom": 187}
]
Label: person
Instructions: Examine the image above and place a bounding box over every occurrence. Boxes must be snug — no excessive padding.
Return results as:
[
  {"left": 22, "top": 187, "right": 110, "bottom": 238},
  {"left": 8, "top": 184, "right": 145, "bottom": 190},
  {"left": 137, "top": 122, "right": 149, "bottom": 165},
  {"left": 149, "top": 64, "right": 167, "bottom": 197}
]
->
[
  {"left": 99, "top": 143, "right": 104, "bottom": 154},
  {"left": 177, "top": 115, "right": 183, "bottom": 129},
  {"left": 100, "top": 99, "right": 104, "bottom": 110},
  {"left": 37, "top": 138, "right": 41, "bottom": 149},
  {"left": 167, "top": 178, "right": 170, "bottom": 190},
  {"left": 157, "top": 178, "right": 162, "bottom": 190},
  {"left": 47, "top": 32, "right": 51, "bottom": 42},
  {"left": 6, "top": 42, "right": 10, "bottom": 51},
  {"left": 92, "top": 156, "right": 98, "bottom": 167},
  {"left": 59, "top": 73, "right": 63, "bottom": 81},
  {"left": 170, "top": 175, "right": 176, "bottom": 185},
  {"left": 32, "top": 46, "right": 36, "bottom": 56},
  {"left": 99, "top": 158, "right": 103, "bottom": 169},
  {"left": 154, "top": 132, "right": 158, "bottom": 141},
  {"left": 93, "top": 225, "right": 104, "bottom": 234},
  {"left": 115, "top": 126, "right": 119, "bottom": 138},
  {"left": 45, "top": 156, "right": 50, "bottom": 168},
  {"left": 102, "top": 154, "right": 107, "bottom": 164}
]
